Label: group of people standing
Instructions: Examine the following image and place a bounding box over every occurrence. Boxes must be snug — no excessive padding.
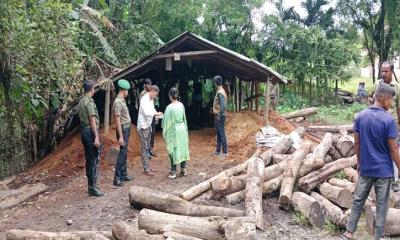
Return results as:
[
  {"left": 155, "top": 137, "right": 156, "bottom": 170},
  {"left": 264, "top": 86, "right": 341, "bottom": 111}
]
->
[{"left": 77, "top": 75, "right": 227, "bottom": 196}]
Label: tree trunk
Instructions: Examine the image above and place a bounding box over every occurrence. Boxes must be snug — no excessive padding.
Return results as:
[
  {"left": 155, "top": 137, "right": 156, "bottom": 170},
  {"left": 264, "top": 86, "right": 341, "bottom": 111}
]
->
[
  {"left": 260, "top": 127, "right": 306, "bottom": 166},
  {"left": 344, "top": 167, "right": 358, "bottom": 183},
  {"left": 224, "top": 217, "right": 257, "bottom": 240},
  {"left": 164, "top": 232, "right": 202, "bottom": 240},
  {"left": 0, "top": 183, "right": 48, "bottom": 210},
  {"left": 282, "top": 107, "right": 318, "bottom": 120},
  {"left": 255, "top": 82, "right": 259, "bottom": 112},
  {"left": 366, "top": 207, "right": 400, "bottom": 237},
  {"left": 291, "top": 192, "right": 325, "bottom": 228},
  {"left": 298, "top": 133, "right": 332, "bottom": 177},
  {"left": 272, "top": 154, "right": 292, "bottom": 164},
  {"left": 210, "top": 175, "right": 246, "bottom": 200},
  {"left": 319, "top": 182, "right": 353, "bottom": 209},
  {"left": 245, "top": 157, "right": 264, "bottom": 229},
  {"left": 279, "top": 142, "right": 312, "bottom": 209},
  {"left": 138, "top": 209, "right": 225, "bottom": 240},
  {"left": 335, "top": 135, "right": 354, "bottom": 158},
  {"left": 180, "top": 150, "right": 260, "bottom": 201},
  {"left": 310, "top": 192, "right": 347, "bottom": 227},
  {"left": 129, "top": 186, "right": 243, "bottom": 218},
  {"left": 264, "top": 79, "right": 271, "bottom": 126},
  {"left": 298, "top": 155, "right": 357, "bottom": 193},
  {"left": 239, "top": 79, "right": 242, "bottom": 112},
  {"left": 226, "top": 175, "right": 283, "bottom": 205},
  {"left": 328, "top": 146, "right": 344, "bottom": 161},
  {"left": 328, "top": 178, "right": 355, "bottom": 192},
  {"left": 306, "top": 125, "right": 354, "bottom": 133},
  {"left": 112, "top": 221, "right": 164, "bottom": 240},
  {"left": 6, "top": 230, "right": 111, "bottom": 240}
]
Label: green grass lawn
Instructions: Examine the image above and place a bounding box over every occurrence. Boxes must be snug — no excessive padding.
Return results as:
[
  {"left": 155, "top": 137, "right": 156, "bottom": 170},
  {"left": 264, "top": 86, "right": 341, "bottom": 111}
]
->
[{"left": 338, "top": 76, "right": 373, "bottom": 93}]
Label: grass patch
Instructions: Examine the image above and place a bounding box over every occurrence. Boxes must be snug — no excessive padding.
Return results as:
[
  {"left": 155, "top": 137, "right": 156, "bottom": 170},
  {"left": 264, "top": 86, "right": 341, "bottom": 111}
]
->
[
  {"left": 293, "top": 210, "right": 312, "bottom": 227},
  {"left": 308, "top": 103, "right": 367, "bottom": 125},
  {"left": 339, "top": 76, "right": 373, "bottom": 93},
  {"left": 334, "top": 170, "right": 347, "bottom": 180},
  {"left": 323, "top": 221, "right": 343, "bottom": 234}
]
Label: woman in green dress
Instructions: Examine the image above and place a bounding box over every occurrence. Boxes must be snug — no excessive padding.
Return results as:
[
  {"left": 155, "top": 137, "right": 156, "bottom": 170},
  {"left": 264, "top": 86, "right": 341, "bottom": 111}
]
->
[{"left": 162, "top": 87, "right": 190, "bottom": 178}]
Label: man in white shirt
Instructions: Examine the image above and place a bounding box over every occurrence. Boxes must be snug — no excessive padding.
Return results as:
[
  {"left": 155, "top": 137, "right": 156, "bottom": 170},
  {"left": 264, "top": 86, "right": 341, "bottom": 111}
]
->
[{"left": 137, "top": 85, "right": 163, "bottom": 175}]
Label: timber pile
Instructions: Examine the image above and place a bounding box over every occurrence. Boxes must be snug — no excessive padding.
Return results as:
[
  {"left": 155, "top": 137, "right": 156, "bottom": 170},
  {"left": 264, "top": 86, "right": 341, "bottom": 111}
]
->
[{"left": 6, "top": 122, "right": 400, "bottom": 239}]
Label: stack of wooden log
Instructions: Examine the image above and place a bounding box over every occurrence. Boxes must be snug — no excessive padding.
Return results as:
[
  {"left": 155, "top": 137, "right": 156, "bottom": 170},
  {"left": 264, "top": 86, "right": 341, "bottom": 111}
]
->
[{"left": 5, "top": 126, "right": 400, "bottom": 239}]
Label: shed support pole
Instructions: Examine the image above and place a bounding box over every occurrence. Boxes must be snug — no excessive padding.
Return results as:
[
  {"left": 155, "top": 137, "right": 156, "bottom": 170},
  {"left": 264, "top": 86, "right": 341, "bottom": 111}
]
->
[
  {"left": 255, "top": 82, "right": 259, "bottom": 112},
  {"left": 250, "top": 82, "right": 254, "bottom": 111},
  {"left": 264, "top": 78, "right": 271, "bottom": 126},
  {"left": 239, "top": 79, "right": 242, "bottom": 112},
  {"left": 104, "top": 88, "right": 110, "bottom": 134}
]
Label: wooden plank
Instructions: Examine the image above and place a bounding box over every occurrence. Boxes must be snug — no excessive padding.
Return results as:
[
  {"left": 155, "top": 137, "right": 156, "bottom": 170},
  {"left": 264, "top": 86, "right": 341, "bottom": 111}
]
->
[
  {"left": 264, "top": 79, "right": 271, "bottom": 125},
  {"left": 150, "top": 50, "right": 218, "bottom": 60}
]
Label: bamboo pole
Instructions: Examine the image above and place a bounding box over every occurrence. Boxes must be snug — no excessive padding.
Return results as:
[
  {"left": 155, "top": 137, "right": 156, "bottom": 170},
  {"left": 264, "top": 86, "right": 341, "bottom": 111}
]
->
[{"left": 104, "top": 88, "right": 110, "bottom": 134}]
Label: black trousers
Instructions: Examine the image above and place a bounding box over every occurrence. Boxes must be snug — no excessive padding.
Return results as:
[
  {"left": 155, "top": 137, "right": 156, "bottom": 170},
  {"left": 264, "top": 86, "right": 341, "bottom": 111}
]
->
[
  {"left": 80, "top": 128, "right": 100, "bottom": 189},
  {"left": 114, "top": 127, "right": 130, "bottom": 181}
]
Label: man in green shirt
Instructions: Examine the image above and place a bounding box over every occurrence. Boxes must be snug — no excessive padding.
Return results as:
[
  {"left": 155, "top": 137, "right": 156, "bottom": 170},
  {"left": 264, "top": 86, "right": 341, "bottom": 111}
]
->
[
  {"left": 77, "top": 80, "right": 104, "bottom": 197},
  {"left": 113, "top": 79, "right": 134, "bottom": 187},
  {"left": 371, "top": 61, "right": 400, "bottom": 191}
]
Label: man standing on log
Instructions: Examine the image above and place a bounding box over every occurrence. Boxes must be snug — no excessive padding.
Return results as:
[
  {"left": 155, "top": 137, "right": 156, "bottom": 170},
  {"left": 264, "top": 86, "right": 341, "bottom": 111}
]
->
[
  {"left": 371, "top": 61, "right": 400, "bottom": 191},
  {"left": 137, "top": 85, "right": 163, "bottom": 175},
  {"left": 343, "top": 83, "right": 400, "bottom": 240},
  {"left": 113, "top": 79, "right": 134, "bottom": 187},
  {"left": 77, "top": 80, "right": 104, "bottom": 197},
  {"left": 211, "top": 75, "right": 228, "bottom": 158},
  {"left": 140, "top": 78, "right": 158, "bottom": 158}
]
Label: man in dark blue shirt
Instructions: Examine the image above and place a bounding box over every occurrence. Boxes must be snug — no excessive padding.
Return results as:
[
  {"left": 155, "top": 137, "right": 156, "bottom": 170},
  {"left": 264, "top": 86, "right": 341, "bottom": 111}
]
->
[{"left": 343, "top": 83, "right": 400, "bottom": 240}]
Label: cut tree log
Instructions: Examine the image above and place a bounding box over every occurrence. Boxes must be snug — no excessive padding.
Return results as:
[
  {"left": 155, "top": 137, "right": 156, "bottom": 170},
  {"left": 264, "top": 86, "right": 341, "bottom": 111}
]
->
[
  {"left": 328, "top": 146, "right": 344, "bottom": 161},
  {"left": 112, "top": 221, "right": 164, "bottom": 240},
  {"left": 298, "top": 155, "right": 357, "bottom": 193},
  {"left": 0, "top": 183, "right": 48, "bottom": 210},
  {"left": 366, "top": 207, "right": 400, "bottom": 237},
  {"left": 391, "top": 191, "right": 400, "bottom": 208},
  {"left": 138, "top": 209, "right": 225, "bottom": 240},
  {"left": 129, "top": 186, "right": 243, "bottom": 218},
  {"left": 319, "top": 182, "right": 353, "bottom": 209},
  {"left": 1, "top": 175, "right": 17, "bottom": 186},
  {"left": 306, "top": 125, "right": 354, "bottom": 133},
  {"left": 272, "top": 154, "right": 292, "bottom": 164},
  {"left": 335, "top": 135, "right": 354, "bottom": 157},
  {"left": 245, "top": 156, "right": 265, "bottom": 229},
  {"left": 291, "top": 192, "right": 325, "bottom": 228},
  {"left": 279, "top": 141, "right": 312, "bottom": 209},
  {"left": 164, "top": 232, "right": 202, "bottom": 240},
  {"left": 298, "top": 133, "right": 332, "bottom": 177},
  {"left": 224, "top": 217, "right": 257, "bottom": 240},
  {"left": 282, "top": 107, "right": 318, "bottom": 119},
  {"left": 343, "top": 167, "right": 358, "bottom": 183},
  {"left": 328, "top": 178, "right": 355, "bottom": 192},
  {"left": 6, "top": 230, "right": 112, "bottom": 240},
  {"left": 324, "top": 154, "right": 333, "bottom": 163},
  {"left": 310, "top": 192, "right": 347, "bottom": 227},
  {"left": 260, "top": 127, "right": 306, "bottom": 166},
  {"left": 180, "top": 150, "right": 260, "bottom": 201},
  {"left": 210, "top": 175, "right": 246, "bottom": 200},
  {"left": 226, "top": 175, "right": 283, "bottom": 205}
]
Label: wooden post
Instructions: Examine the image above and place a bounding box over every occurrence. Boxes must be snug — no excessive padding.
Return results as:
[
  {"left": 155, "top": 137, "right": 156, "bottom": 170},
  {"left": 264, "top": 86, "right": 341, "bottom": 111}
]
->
[
  {"left": 104, "top": 88, "right": 110, "bottom": 134},
  {"left": 250, "top": 82, "right": 254, "bottom": 111},
  {"left": 264, "top": 78, "right": 271, "bottom": 126},
  {"left": 255, "top": 82, "right": 259, "bottom": 112},
  {"left": 239, "top": 79, "right": 242, "bottom": 112}
]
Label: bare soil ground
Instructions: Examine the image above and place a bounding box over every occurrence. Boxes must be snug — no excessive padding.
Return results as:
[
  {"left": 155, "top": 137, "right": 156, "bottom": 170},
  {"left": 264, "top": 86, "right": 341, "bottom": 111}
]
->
[{"left": 0, "top": 111, "right": 369, "bottom": 240}]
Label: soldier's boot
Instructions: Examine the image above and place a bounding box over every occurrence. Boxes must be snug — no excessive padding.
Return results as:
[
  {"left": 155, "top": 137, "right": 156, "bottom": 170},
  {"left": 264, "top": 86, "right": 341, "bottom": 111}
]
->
[{"left": 88, "top": 161, "right": 104, "bottom": 197}]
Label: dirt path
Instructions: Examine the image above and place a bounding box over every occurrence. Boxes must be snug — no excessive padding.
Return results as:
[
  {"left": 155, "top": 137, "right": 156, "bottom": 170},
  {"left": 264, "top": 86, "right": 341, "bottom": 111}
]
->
[{"left": 0, "top": 114, "right": 369, "bottom": 240}]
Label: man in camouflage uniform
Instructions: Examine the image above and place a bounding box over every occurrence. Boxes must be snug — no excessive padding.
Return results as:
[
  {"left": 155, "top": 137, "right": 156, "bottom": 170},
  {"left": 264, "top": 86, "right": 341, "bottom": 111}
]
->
[
  {"left": 371, "top": 61, "right": 400, "bottom": 192},
  {"left": 77, "top": 80, "right": 104, "bottom": 197},
  {"left": 113, "top": 79, "right": 134, "bottom": 187}
]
